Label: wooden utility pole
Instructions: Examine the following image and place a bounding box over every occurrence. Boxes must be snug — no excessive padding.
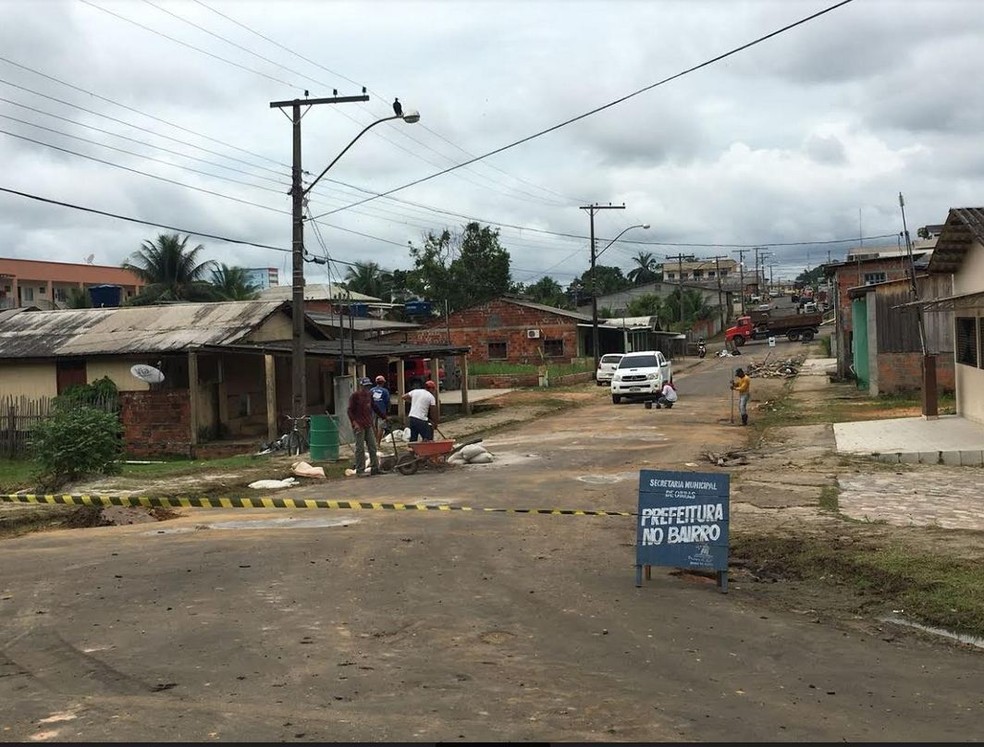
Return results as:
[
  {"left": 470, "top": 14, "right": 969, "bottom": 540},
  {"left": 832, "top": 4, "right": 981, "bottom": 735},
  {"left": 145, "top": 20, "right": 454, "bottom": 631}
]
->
[
  {"left": 580, "top": 203, "right": 625, "bottom": 370},
  {"left": 269, "top": 92, "right": 369, "bottom": 433}
]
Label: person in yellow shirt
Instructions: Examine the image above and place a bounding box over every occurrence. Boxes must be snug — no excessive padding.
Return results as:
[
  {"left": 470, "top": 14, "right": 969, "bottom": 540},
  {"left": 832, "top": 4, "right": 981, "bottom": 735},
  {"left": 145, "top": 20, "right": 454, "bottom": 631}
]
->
[{"left": 731, "top": 368, "right": 751, "bottom": 426}]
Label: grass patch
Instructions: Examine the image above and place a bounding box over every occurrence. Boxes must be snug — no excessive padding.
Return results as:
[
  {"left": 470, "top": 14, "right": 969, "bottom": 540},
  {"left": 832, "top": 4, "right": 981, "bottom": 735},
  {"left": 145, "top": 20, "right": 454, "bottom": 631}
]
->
[
  {"left": 818, "top": 485, "right": 839, "bottom": 511},
  {"left": 733, "top": 534, "right": 984, "bottom": 639},
  {"left": 0, "top": 459, "right": 36, "bottom": 493},
  {"left": 119, "top": 454, "right": 262, "bottom": 480},
  {"left": 468, "top": 361, "right": 592, "bottom": 377}
]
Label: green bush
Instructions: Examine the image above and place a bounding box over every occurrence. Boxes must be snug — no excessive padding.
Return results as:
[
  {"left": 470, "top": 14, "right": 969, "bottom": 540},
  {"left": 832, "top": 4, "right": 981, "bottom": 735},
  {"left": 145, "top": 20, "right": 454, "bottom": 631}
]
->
[{"left": 31, "top": 406, "right": 123, "bottom": 488}]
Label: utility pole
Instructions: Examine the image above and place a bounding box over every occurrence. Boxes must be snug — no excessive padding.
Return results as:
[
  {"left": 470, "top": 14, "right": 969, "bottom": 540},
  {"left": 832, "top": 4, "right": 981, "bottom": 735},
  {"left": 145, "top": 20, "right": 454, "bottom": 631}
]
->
[
  {"left": 580, "top": 203, "right": 625, "bottom": 370},
  {"left": 269, "top": 91, "right": 369, "bottom": 433},
  {"left": 662, "top": 253, "right": 691, "bottom": 324},
  {"left": 733, "top": 248, "right": 749, "bottom": 315},
  {"left": 710, "top": 255, "right": 727, "bottom": 329}
]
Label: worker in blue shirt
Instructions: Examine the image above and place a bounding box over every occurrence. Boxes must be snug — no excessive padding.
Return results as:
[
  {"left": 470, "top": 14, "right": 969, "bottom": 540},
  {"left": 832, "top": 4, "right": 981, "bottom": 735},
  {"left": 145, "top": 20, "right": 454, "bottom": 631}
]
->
[{"left": 370, "top": 375, "right": 392, "bottom": 443}]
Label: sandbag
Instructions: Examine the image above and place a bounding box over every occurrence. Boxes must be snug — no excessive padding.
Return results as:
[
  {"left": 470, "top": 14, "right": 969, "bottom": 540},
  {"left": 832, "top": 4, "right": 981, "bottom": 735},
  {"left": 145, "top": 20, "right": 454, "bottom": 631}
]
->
[
  {"left": 447, "top": 453, "right": 466, "bottom": 465},
  {"left": 460, "top": 443, "right": 487, "bottom": 460},
  {"left": 248, "top": 477, "right": 299, "bottom": 489},
  {"left": 466, "top": 451, "right": 494, "bottom": 464}
]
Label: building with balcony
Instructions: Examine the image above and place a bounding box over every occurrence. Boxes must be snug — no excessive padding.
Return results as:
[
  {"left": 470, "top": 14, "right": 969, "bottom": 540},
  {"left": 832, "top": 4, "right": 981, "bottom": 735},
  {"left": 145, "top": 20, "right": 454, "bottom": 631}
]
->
[{"left": 0, "top": 257, "right": 144, "bottom": 310}]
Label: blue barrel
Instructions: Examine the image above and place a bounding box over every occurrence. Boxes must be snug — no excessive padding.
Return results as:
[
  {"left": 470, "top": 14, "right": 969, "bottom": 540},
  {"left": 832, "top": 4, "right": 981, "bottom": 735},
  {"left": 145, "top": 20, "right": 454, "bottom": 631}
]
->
[{"left": 309, "top": 414, "right": 339, "bottom": 461}]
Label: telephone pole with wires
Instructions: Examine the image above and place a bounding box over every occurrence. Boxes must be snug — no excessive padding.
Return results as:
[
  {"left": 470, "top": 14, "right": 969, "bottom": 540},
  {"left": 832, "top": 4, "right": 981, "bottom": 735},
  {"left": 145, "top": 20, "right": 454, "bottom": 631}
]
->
[
  {"left": 733, "top": 248, "right": 749, "bottom": 315},
  {"left": 580, "top": 202, "right": 625, "bottom": 370}
]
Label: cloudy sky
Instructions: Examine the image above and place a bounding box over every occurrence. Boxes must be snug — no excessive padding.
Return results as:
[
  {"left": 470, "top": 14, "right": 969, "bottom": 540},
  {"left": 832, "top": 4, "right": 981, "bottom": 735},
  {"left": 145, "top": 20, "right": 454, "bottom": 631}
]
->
[{"left": 1, "top": 0, "right": 981, "bottom": 290}]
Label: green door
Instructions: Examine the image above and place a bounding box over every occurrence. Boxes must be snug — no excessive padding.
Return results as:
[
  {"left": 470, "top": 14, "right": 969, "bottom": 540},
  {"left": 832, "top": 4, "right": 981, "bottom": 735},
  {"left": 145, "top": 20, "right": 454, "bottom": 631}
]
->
[{"left": 851, "top": 297, "right": 868, "bottom": 390}]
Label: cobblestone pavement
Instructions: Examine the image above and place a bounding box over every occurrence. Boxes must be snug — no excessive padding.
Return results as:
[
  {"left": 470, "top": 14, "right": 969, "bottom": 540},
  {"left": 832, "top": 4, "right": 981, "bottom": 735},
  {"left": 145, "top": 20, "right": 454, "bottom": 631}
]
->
[
  {"left": 837, "top": 467, "right": 984, "bottom": 530},
  {"left": 786, "top": 363, "right": 984, "bottom": 532}
]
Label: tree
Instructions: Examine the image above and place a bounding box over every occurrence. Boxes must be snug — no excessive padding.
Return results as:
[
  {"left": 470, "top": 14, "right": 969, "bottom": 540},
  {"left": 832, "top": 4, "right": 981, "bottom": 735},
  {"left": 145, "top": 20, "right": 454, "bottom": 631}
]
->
[
  {"left": 794, "top": 266, "right": 825, "bottom": 290},
  {"left": 627, "top": 252, "right": 661, "bottom": 285},
  {"left": 408, "top": 222, "right": 512, "bottom": 312},
  {"left": 123, "top": 233, "right": 216, "bottom": 305},
  {"left": 625, "top": 293, "right": 663, "bottom": 320},
  {"left": 344, "top": 261, "right": 390, "bottom": 300},
  {"left": 210, "top": 264, "right": 259, "bottom": 301},
  {"left": 576, "top": 264, "right": 630, "bottom": 299},
  {"left": 523, "top": 276, "right": 570, "bottom": 309},
  {"left": 663, "top": 288, "right": 712, "bottom": 326}
]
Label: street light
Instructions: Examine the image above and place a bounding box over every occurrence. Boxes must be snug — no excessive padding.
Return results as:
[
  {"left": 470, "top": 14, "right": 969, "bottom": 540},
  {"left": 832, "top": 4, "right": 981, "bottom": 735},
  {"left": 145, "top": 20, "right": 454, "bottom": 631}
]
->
[
  {"left": 275, "top": 100, "right": 420, "bottom": 437},
  {"left": 590, "top": 223, "right": 650, "bottom": 371}
]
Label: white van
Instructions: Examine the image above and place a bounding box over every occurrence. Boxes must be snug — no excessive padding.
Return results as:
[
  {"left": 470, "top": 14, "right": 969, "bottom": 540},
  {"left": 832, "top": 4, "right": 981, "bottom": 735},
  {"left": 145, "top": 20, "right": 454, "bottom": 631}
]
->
[{"left": 610, "top": 350, "right": 673, "bottom": 404}]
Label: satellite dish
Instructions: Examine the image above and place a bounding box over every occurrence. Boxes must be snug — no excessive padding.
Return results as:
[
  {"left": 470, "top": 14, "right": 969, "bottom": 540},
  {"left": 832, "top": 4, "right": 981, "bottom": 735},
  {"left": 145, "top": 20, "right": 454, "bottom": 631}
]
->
[
  {"left": 130, "top": 364, "right": 165, "bottom": 384},
  {"left": 84, "top": 254, "right": 95, "bottom": 264}
]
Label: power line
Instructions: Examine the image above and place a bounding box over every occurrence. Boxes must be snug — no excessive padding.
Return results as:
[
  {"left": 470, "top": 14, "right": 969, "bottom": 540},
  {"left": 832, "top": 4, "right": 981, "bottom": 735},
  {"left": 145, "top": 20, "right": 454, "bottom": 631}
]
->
[
  {"left": 0, "top": 128, "right": 289, "bottom": 214},
  {"left": 0, "top": 73, "right": 287, "bottom": 179},
  {"left": 110, "top": 0, "right": 567, "bottom": 208},
  {"left": 0, "top": 185, "right": 285, "bottom": 251},
  {"left": 0, "top": 113, "right": 287, "bottom": 194},
  {"left": 311, "top": 0, "right": 856, "bottom": 219},
  {"left": 0, "top": 94, "right": 288, "bottom": 187},
  {"left": 0, "top": 185, "right": 374, "bottom": 268},
  {"left": 191, "top": 0, "right": 582, "bottom": 206}
]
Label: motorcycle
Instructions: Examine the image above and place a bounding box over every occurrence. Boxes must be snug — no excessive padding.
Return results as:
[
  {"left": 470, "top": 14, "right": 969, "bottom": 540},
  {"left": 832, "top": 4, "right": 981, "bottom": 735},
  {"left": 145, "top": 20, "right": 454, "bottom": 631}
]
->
[{"left": 697, "top": 340, "right": 707, "bottom": 359}]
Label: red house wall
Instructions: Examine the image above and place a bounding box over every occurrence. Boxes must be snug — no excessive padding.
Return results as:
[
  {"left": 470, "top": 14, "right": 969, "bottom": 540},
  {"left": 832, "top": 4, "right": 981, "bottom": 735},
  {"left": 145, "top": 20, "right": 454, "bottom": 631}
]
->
[{"left": 383, "top": 299, "right": 583, "bottom": 364}]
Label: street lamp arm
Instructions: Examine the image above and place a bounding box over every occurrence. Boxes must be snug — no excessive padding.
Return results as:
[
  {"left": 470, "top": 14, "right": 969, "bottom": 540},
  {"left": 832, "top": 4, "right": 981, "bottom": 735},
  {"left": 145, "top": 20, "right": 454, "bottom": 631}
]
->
[
  {"left": 596, "top": 223, "right": 650, "bottom": 259},
  {"left": 303, "top": 114, "right": 401, "bottom": 196}
]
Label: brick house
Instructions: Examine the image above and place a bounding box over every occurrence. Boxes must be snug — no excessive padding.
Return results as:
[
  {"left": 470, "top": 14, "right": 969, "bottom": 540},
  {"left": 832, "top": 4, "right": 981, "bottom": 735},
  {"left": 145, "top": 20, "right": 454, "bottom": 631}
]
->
[
  {"left": 824, "top": 245, "right": 934, "bottom": 380},
  {"left": 378, "top": 297, "right": 592, "bottom": 365},
  {"left": 846, "top": 274, "right": 954, "bottom": 396}
]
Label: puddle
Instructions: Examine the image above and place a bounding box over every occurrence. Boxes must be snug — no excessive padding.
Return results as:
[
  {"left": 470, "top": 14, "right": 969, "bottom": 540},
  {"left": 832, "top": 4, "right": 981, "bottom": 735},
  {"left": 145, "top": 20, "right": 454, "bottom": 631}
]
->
[
  {"left": 146, "top": 517, "right": 360, "bottom": 534},
  {"left": 576, "top": 472, "right": 638, "bottom": 485},
  {"left": 880, "top": 615, "right": 984, "bottom": 650}
]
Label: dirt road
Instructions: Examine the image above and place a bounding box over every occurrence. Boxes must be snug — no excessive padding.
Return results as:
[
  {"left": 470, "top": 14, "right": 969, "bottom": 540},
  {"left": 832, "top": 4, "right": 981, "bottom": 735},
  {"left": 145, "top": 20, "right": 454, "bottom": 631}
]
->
[{"left": 0, "top": 347, "right": 981, "bottom": 742}]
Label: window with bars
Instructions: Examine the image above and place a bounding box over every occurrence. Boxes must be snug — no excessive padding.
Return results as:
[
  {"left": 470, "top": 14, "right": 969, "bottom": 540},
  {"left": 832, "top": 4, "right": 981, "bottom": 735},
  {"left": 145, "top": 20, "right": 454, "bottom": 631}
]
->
[
  {"left": 955, "top": 317, "right": 978, "bottom": 367},
  {"left": 487, "top": 341, "right": 507, "bottom": 360},
  {"left": 864, "top": 272, "right": 887, "bottom": 285},
  {"left": 543, "top": 339, "right": 564, "bottom": 357}
]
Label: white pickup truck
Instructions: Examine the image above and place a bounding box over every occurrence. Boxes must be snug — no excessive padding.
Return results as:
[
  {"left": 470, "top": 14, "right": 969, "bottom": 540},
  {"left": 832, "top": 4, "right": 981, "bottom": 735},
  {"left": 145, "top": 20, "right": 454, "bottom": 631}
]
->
[{"left": 610, "top": 350, "right": 673, "bottom": 404}]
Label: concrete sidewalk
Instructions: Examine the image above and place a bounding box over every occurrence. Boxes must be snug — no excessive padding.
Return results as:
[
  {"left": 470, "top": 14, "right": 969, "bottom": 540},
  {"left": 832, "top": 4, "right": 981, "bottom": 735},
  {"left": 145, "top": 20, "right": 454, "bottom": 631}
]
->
[
  {"left": 792, "top": 357, "right": 984, "bottom": 466},
  {"left": 833, "top": 415, "right": 984, "bottom": 466}
]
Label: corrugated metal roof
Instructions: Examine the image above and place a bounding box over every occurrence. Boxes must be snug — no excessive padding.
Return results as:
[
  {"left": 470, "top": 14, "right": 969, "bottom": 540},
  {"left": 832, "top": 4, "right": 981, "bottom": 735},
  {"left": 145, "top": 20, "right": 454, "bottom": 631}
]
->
[
  {"left": 306, "top": 312, "right": 419, "bottom": 332},
  {"left": 927, "top": 207, "right": 984, "bottom": 274},
  {"left": 503, "top": 297, "right": 593, "bottom": 321},
  {"left": 0, "top": 300, "right": 288, "bottom": 359},
  {"left": 258, "top": 284, "right": 382, "bottom": 302}
]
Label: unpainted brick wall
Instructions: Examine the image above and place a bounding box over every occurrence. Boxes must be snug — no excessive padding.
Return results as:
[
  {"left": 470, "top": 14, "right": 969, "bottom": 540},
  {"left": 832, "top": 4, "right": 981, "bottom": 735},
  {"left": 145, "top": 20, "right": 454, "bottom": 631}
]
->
[
  {"left": 877, "top": 352, "right": 956, "bottom": 395},
  {"left": 120, "top": 390, "right": 192, "bottom": 458}
]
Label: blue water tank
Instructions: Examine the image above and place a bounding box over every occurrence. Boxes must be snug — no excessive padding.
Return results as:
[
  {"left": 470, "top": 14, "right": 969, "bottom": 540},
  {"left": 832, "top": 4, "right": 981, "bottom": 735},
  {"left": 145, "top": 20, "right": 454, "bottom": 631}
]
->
[
  {"left": 348, "top": 303, "right": 368, "bottom": 318},
  {"left": 88, "top": 284, "right": 122, "bottom": 307},
  {"left": 404, "top": 300, "right": 432, "bottom": 316}
]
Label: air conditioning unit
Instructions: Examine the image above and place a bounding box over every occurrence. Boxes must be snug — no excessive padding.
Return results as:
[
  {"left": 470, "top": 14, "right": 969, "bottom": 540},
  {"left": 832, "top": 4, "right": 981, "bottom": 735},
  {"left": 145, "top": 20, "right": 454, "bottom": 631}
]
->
[{"left": 526, "top": 328, "right": 541, "bottom": 339}]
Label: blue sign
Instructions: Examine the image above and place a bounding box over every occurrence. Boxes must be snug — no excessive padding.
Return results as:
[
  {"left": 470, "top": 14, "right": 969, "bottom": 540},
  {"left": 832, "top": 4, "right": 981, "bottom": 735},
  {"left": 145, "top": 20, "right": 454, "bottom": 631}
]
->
[{"left": 636, "top": 469, "right": 730, "bottom": 592}]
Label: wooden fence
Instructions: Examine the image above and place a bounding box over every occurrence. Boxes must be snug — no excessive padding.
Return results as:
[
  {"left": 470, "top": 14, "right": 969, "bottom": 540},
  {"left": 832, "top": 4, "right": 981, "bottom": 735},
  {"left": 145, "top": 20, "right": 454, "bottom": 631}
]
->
[{"left": 0, "top": 394, "right": 118, "bottom": 458}]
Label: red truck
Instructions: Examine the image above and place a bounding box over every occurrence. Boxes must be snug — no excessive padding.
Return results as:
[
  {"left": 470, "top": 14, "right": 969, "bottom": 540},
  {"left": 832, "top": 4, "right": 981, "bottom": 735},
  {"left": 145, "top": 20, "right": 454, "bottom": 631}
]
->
[
  {"left": 385, "top": 357, "right": 447, "bottom": 392},
  {"left": 725, "top": 310, "right": 823, "bottom": 346}
]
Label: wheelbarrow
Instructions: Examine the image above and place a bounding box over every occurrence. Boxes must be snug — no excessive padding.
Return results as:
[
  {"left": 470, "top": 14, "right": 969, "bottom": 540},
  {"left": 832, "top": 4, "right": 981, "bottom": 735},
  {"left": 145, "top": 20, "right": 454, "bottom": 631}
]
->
[{"left": 395, "top": 436, "right": 483, "bottom": 475}]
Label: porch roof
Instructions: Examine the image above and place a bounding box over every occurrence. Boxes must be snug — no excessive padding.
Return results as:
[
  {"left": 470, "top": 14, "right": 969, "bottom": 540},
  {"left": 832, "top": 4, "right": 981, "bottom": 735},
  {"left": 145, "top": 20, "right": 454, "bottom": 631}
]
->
[
  {"left": 208, "top": 340, "right": 471, "bottom": 361},
  {"left": 896, "top": 289, "right": 984, "bottom": 313},
  {"left": 0, "top": 300, "right": 316, "bottom": 359}
]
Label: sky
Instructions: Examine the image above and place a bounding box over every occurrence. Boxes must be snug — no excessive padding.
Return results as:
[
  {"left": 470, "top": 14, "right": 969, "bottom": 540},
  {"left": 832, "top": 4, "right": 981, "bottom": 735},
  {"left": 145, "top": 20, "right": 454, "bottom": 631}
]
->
[{"left": 1, "top": 0, "right": 982, "bottom": 291}]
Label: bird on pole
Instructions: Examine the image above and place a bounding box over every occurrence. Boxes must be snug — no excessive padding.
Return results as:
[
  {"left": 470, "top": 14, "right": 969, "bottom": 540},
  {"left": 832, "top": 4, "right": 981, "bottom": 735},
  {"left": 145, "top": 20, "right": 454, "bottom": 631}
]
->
[{"left": 393, "top": 98, "right": 403, "bottom": 117}]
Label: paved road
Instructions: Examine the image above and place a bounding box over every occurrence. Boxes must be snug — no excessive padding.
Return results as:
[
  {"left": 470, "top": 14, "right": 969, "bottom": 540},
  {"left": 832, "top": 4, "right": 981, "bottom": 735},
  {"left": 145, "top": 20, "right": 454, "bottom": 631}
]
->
[{"left": 0, "top": 351, "right": 981, "bottom": 742}]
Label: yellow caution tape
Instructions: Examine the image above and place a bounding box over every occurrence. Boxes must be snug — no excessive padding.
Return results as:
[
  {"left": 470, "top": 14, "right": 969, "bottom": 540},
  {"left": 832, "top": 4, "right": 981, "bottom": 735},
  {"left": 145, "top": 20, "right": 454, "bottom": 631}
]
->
[{"left": 0, "top": 493, "right": 634, "bottom": 516}]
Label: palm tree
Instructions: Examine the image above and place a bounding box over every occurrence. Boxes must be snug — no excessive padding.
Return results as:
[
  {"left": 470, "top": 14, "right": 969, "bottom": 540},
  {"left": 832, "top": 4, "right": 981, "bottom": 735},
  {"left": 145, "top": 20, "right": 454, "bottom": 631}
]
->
[
  {"left": 344, "top": 261, "right": 389, "bottom": 299},
  {"left": 123, "top": 233, "right": 217, "bottom": 305},
  {"left": 627, "top": 251, "right": 659, "bottom": 285},
  {"left": 210, "top": 264, "right": 260, "bottom": 301}
]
